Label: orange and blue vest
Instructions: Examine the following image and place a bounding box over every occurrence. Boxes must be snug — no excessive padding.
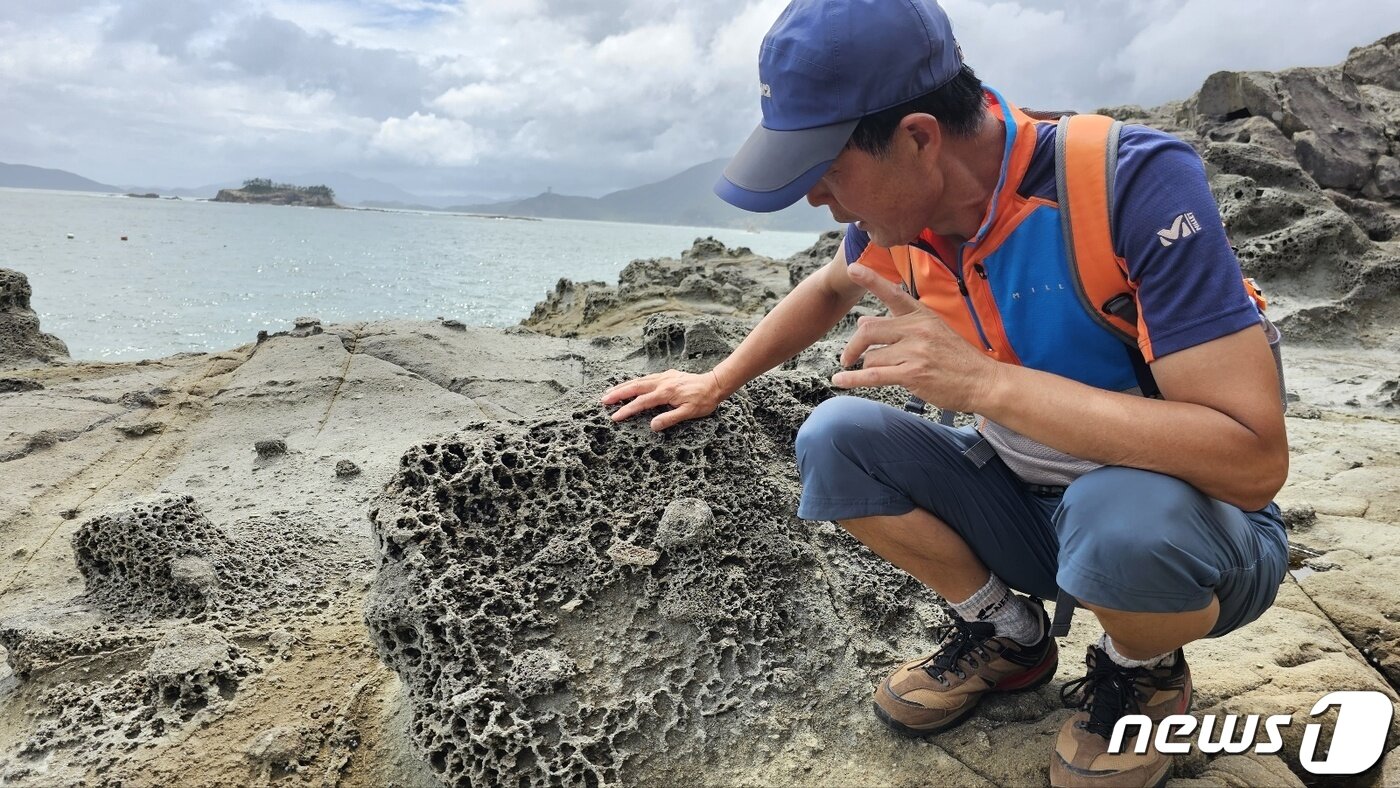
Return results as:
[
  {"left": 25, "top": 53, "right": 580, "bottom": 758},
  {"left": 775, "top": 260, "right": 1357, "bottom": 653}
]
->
[{"left": 844, "top": 87, "right": 1265, "bottom": 394}]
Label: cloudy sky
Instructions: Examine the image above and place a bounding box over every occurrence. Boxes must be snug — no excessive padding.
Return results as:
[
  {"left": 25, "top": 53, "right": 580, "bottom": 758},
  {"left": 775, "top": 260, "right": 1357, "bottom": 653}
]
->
[{"left": 3, "top": 0, "right": 1397, "bottom": 200}]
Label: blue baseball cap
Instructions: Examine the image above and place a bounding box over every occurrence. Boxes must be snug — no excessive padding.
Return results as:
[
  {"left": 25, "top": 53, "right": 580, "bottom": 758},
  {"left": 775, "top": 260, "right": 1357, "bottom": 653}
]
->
[{"left": 714, "top": 0, "right": 964, "bottom": 213}]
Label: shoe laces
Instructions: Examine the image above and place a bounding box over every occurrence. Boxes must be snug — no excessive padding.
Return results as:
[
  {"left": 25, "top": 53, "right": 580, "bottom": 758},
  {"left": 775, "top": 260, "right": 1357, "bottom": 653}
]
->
[
  {"left": 1059, "top": 647, "right": 1147, "bottom": 738},
  {"left": 916, "top": 617, "right": 997, "bottom": 685}
]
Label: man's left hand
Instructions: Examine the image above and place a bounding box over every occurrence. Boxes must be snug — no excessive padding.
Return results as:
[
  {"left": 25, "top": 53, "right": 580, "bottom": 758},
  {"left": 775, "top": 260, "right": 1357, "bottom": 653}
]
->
[{"left": 833, "top": 263, "right": 1004, "bottom": 413}]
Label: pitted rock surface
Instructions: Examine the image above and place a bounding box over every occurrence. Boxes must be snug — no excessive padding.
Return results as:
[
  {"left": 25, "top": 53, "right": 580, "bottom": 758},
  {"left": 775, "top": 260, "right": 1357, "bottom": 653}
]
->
[
  {"left": 522, "top": 236, "right": 799, "bottom": 338},
  {"left": 3, "top": 624, "right": 254, "bottom": 777},
  {"left": 72, "top": 496, "right": 347, "bottom": 619},
  {"left": 366, "top": 381, "right": 938, "bottom": 787},
  {"left": 0, "top": 268, "right": 69, "bottom": 367},
  {"left": 145, "top": 625, "right": 252, "bottom": 716}
]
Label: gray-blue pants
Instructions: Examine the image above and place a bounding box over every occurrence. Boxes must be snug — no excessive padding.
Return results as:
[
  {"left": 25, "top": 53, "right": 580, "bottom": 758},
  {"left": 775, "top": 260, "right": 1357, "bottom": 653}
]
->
[{"left": 795, "top": 397, "right": 1288, "bottom": 637}]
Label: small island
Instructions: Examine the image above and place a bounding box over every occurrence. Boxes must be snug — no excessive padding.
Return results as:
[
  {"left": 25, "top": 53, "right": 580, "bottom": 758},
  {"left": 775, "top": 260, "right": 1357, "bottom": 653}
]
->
[{"left": 212, "top": 178, "right": 338, "bottom": 207}]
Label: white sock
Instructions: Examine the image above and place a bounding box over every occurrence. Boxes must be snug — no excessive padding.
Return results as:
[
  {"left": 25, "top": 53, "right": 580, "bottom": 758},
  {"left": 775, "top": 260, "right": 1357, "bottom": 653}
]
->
[
  {"left": 949, "top": 574, "right": 1043, "bottom": 646},
  {"left": 1100, "top": 633, "right": 1176, "bottom": 668}
]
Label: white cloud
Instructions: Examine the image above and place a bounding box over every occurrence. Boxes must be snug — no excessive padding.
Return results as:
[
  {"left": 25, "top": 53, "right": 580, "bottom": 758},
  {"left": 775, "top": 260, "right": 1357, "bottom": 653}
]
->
[
  {"left": 0, "top": 0, "right": 1395, "bottom": 198},
  {"left": 372, "top": 112, "right": 482, "bottom": 165}
]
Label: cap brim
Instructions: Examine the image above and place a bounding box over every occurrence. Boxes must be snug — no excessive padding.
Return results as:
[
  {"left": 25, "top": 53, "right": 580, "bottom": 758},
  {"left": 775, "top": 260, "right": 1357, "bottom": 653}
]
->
[{"left": 713, "top": 119, "right": 859, "bottom": 213}]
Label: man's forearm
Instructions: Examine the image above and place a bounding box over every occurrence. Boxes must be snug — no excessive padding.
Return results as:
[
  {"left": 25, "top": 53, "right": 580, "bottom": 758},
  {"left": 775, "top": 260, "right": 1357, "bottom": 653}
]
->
[
  {"left": 979, "top": 363, "right": 1287, "bottom": 510},
  {"left": 712, "top": 271, "right": 857, "bottom": 395}
]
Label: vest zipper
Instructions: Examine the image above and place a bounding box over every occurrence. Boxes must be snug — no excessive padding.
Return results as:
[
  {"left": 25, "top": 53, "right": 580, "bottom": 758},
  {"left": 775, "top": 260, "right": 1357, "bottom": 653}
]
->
[
  {"left": 956, "top": 249, "right": 994, "bottom": 352},
  {"left": 913, "top": 239, "right": 994, "bottom": 352}
]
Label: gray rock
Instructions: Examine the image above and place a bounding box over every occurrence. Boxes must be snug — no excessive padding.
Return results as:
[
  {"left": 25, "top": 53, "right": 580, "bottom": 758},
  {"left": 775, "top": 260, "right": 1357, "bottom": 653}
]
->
[
  {"left": 505, "top": 649, "right": 577, "bottom": 698},
  {"left": 245, "top": 725, "right": 307, "bottom": 777},
  {"left": 334, "top": 459, "right": 361, "bottom": 478},
  {"left": 364, "top": 382, "right": 937, "bottom": 787},
  {"left": 254, "top": 438, "right": 287, "bottom": 458},
  {"left": 0, "top": 269, "right": 68, "bottom": 368},
  {"left": 146, "top": 625, "right": 252, "bottom": 712},
  {"left": 0, "top": 378, "right": 43, "bottom": 392},
  {"left": 289, "top": 317, "right": 322, "bottom": 338},
  {"left": 605, "top": 538, "right": 659, "bottom": 567},
  {"left": 655, "top": 498, "right": 715, "bottom": 549}
]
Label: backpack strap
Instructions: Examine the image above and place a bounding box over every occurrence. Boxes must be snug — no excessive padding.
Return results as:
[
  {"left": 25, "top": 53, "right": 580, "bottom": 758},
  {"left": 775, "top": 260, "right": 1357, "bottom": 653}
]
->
[{"left": 1055, "top": 114, "right": 1162, "bottom": 399}]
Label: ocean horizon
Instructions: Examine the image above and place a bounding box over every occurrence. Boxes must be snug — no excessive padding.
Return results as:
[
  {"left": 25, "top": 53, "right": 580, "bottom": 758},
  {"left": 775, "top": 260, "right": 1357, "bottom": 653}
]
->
[{"left": 1, "top": 187, "right": 828, "bottom": 362}]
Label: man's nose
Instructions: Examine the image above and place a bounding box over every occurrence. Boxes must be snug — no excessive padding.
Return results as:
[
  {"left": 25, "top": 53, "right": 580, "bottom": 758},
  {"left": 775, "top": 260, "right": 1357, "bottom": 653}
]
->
[{"left": 806, "top": 179, "right": 832, "bottom": 207}]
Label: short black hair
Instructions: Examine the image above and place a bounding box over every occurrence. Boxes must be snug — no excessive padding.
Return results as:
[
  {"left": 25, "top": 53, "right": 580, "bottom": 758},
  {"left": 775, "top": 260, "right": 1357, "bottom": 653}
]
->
[{"left": 847, "top": 65, "right": 986, "bottom": 156}]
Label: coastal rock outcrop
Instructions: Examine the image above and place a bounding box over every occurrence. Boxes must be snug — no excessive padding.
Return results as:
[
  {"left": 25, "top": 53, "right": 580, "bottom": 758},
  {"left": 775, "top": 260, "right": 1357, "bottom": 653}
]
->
[
  {"left": 1107, "top": 32, "right": 1400, "bottom": 347},
  {"left": 72, "top": 495, "right": 346, "bottom": 620},
  {"left": 212, "top": 188, "right": 337, "bottom": 207},
  {"left": 365, "top": 380, "right": 956, "bottom": 787},
  {"left": 522, "top": 236, "right": 794, "bottom": 337},
  {"left": 0, "top": 268, "right": 69, "bottom": 368}
]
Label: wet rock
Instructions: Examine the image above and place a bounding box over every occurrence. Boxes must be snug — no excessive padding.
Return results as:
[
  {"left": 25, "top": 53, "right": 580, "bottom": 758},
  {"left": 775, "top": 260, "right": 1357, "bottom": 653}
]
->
[
  {"left": 255, "top": 438, "right": 287, "bottom": 458},
  {"left": 1281, "top": 505, "right": 1318, "bottom": 530},
  {"left": 0, "top": 268, "right": 69, "bottom": 367},
  {"left": 440, "top": 318, "right": 466, "bottom": 330}
]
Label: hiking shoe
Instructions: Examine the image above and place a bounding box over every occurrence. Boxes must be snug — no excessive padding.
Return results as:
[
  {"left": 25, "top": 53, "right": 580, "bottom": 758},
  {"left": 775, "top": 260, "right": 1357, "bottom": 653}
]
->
[
  {"left": 1050, "top": 646, "right": 1193, "bottom": 788},
  {"left": 873, "top": 605, "right": 1057, "bottom": 737}
]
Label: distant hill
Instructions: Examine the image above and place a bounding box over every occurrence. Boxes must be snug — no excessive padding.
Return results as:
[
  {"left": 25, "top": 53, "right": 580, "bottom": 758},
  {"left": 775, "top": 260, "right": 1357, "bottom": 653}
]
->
[
  {"left": 0, "top": 158, "right": 838, "bottom": 231},
  {"left": 0, "top": 162, "right": 117, "bottom": 192},
  {"left": 450, "top": 159, "right": 838, "bottom": 232}
]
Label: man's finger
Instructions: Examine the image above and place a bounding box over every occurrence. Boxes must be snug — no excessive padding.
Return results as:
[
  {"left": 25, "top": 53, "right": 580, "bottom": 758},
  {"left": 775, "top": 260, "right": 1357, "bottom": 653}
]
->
[
  {"left": 650, "top": 403, "right": 695, "bottom": 432},
  {"left": 848, "top": 263, "right": 923, "bottom": 317},
  {"left": 831, "top": 365, "right": 902, "bottom": 390},
  {"left": 839, "top": 318, "right": 907, "bottom": 368},
  {"left": 856, "top": 344, "right": 903, "bottom": 372},
  {"left": 601, "top": 375, "right": 658, "bottom": 404},
  {"left": 609, "top": 389, "right": 669, "bottom": 422}
]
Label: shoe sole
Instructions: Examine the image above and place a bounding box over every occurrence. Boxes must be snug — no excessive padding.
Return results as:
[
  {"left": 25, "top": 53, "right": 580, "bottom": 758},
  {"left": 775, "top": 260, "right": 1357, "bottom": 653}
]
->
[
  {"left": 1050, "top": 754, "right": 1171, "bottom": 788},
  {"left": 872, "top": 649, "right": 1059, "bottom": 739}
]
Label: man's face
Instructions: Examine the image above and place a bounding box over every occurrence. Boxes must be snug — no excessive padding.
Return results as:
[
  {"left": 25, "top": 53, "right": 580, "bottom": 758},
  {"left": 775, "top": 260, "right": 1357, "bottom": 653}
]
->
[{"left": 805, "top": 138, "right": 941, "bottom": 248}]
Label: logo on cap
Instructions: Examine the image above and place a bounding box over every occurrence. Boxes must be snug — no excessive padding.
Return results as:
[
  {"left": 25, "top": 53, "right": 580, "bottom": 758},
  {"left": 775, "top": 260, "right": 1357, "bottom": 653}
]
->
[{"left": 760, "top": 83, "right": 772, "bottom": 98}]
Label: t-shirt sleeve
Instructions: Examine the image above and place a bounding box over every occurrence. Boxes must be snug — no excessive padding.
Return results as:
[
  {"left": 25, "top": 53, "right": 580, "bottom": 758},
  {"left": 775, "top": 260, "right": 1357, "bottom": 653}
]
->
[
  {"left": 840, "top": 223, "right": 902, "bottom": 285},
  {"left": 1112, "top": 126, "right": 1261, "bottom": 361}
]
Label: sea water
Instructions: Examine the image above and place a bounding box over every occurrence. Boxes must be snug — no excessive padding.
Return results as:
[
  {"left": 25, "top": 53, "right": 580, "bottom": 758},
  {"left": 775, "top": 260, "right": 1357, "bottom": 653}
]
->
[{"left": 0, "top": 188, "right": 828, "bottom": 361}]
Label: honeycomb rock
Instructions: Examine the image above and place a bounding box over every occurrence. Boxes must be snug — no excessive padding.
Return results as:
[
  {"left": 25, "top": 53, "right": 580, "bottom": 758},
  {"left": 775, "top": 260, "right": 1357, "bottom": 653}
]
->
[
  {"left": 72, "top": 496, "right": 242, "bottom": 617},
  {"left": 146, "top": 625, "right": 251, "bottom": 717},
  {"left": 366, "top": 381, "right": 939, "bottom": 787},
  {"left": 0, "top": 268, "right": 69, "bottom": 367},
  {"left": 70, "top": 496, "right": 340, "bottom": 620},
  {"left": 255, "top": 438, "right": 288, "bottom": 458}
]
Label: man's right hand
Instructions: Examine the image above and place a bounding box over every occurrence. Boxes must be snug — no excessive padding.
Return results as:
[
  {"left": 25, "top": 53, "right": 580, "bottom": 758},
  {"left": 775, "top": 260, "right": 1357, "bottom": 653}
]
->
[{"left": 600, "top": 369, "right": 729, "bottom": 432}]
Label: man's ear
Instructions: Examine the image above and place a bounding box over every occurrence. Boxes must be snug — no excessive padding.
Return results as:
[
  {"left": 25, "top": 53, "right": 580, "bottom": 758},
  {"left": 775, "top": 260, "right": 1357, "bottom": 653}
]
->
[{"left": 901, "top": 113, "right": 943, "bottom": 157}]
